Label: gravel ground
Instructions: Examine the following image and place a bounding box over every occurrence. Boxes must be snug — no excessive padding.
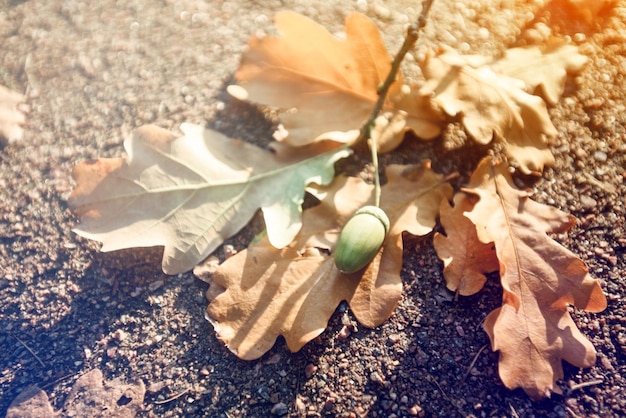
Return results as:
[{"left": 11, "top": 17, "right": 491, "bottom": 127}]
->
[{"left": 1, "top": 0, "right": 625, "bottom": 417}]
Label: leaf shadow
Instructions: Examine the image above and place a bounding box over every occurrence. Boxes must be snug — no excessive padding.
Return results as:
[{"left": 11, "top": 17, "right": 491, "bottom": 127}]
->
[
  {"left": 92, "top": 246, "right": 321, "bottom": 416},
  {"left": 214, "top": 242, "right": 365, "bottom": 360},
  {"left": 0, "top": 246, "right": 170, "bottom": 414},
  {"left": 208, "top": 75, "right": 277, "bottom": 151}
]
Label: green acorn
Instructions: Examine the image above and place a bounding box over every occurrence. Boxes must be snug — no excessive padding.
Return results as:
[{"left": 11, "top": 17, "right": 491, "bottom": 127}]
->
[{"left": 335, "top": 205, "right": 390, "bottom": 274}]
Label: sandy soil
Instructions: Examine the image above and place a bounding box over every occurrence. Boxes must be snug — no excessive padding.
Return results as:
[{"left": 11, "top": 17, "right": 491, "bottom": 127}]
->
[{"left": 1, "top": 0, "right": 625, "bottom": 417}]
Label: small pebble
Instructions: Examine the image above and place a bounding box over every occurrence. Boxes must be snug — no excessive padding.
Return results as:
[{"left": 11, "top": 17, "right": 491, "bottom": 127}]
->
[
  {"left": 271, "top": 402, "right": 288, "bottom": 416},
  {"left": 370, "top": 371, "right": 384, "bottom": 384},
  {"left": 409, "top": 404, "right": 424, "bottom": 416},
  {"left": 295, "top": 397, "right": 306, "bottom": 413},
  {"left": 593, "top": 151, "right": 608, "bottom": 162},
  {"left": 456, "top": 325, "right": 465, "bottom": 337},
  {"left": 305, "top": 363, "right": 317, "bottom": 379},
  {"left": 148, "top": 279, "right": 165, "bottom": 292},
  {"left": 223, "top": 245, "right": 237, "bottom": 259},
  {"left": 337, "top": 325, "right": 352, "bottom": 340},
  {"left": 580, "top": 195, "right": 597, "bottom": 211}
]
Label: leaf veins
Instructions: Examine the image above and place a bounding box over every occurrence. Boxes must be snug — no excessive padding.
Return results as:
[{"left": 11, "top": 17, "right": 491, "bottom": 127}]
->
[
  {"left": 69, "top": 123, "right": 350, "bottom": 274},
  {"left": 205, "top": 162, "right": 452, "bottom": 359},
  {"left": 463, "top": 157, "right": 607, "bottom": 399},
  {"left": 233, "top": 11, "right": 441, "bottom": 150},
  {"left": 417, "top": 42, "right": 586, "bottom": 175}
]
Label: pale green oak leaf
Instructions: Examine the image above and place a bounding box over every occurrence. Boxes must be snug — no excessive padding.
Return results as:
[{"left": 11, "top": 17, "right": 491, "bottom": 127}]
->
[{"left": 70, "top": 123, "right": 351, "bottom": 274}]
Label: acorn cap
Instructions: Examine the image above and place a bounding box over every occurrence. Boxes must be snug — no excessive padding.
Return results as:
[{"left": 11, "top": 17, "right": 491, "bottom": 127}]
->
[{"left": 354, "top": 205, "right": 390, "bottom": 234}]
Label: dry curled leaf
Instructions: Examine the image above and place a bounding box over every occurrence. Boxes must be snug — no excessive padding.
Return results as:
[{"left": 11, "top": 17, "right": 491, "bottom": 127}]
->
[
  {"left": 433, "top": 192, "right": 499, "bottom": 296},
  {"left": 7, "top": 369, "right": 145, "bottom": 418},
  {"left": 234, "top": 11, "right": 441, "bottom": 150},
  {"left": 62, "top": 369, "right": 145, "bottom": 417},
  {"left": 69, "top": 123, "right": 350, "bottom": 274},
  {"left": 419, "top": 48, "right": 559, "bottom": 174},
  {"left": 206, "top": 162, "right": 452, "bottom": 360},
  {"left": 463, "top": 157, "right": 607, "bottom": 400},
  {"left": 6, "top": 386, "right": 56, "bottom": 418},
  {"left": 206, "top": 241, "right": 349, "bottom": 360}
]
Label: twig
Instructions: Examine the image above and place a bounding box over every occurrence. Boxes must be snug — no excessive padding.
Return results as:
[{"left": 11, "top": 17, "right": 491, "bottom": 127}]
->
[
  {"left": 40, "top": 371, "right": 81, "bottom": 389},
  {"left": 461, "top": 344, "right": 488, "bottom": 382},
  {"left": 565, "top": 405, "right": 582, "bottom": 418},
  {"left": 154, "top": 388, "right": 190, "bottom": 405},
  {"left": 431, "top": 376, "right": 452, "bottom": 402},
  {"left": 357, "top": 0, "right": 436, "bottom": 144},
  {"left": 360, "top": 0, "right": 436, "bottom": 206},
  {"left": 509, "top": 403, "right": 521, "bottom": 418},
  {"left": 583, "top": 172, "right": 617, "bottom": 194},
  {"left": 430, "top": 374, "right": 466, "bottom": 417},
  {"left": 568, "top": 378, "right": 604, "bottom": 392},
  {"left": 14, "top": 335, "right": 46, "bottom": 368},
  {"left": 368, "top": 138, "right": 382, "bottom": 207}
]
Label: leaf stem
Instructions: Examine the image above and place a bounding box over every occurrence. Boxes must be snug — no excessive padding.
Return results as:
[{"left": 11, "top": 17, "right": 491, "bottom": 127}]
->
[
  {"left": 360, "top": 0, "right": 436, "bottom": 207},
  {"left": 368, "top": 138, "right": 381, "bottom": 207}
]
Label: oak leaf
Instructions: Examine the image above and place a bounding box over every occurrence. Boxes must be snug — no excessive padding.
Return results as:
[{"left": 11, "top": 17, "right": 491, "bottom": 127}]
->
[
  {"left": 7, "top": 369, "right": 145, "bottom": 418},
  {"left": 463, "top": 157, "right": 607, "bottom": 400},
  {"left": 433, "top": 192, "right": 499, "bottom": 296},
  {"left": 419, "top": 48, "right": 558, "bottom": 174},
  {"left": 489, "top": 43, "right": 588, "bottom": 105},
  {"left": 233, "top": 12, "right": 441, "bottom": 150},
  {"left": 69, "top": 123, "right": 350, "bottom": 274},
  {"left": 205, "top": 162, "right": 452, "bottom": 360}
]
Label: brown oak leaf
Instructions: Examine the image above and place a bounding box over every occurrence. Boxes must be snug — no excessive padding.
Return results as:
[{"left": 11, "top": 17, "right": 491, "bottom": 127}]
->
[
  {"left": 463, "top": 157, "right": 607, "bottom": 400},
  {"left": 205, "top": 162, "right": 452, "bottom": 359},
  {"left": 7, "top": 369, "right": 145, "bottom": 418},
  {"left": 433, "top": 192, "right": 499, "bottom": 296},
  {"left": 233, "top": 12, "right": 441, "bottom": 150}
]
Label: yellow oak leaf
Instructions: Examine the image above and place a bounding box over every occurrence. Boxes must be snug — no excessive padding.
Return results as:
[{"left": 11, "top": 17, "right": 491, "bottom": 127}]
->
[{"left": 489, "top": 42, "right": 588, "bottom": 105}]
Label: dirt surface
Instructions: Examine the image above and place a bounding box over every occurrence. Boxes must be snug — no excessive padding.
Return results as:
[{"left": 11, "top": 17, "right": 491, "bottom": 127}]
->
[{"left": 1, "top": 0, "right": 625, "bottom": 417}]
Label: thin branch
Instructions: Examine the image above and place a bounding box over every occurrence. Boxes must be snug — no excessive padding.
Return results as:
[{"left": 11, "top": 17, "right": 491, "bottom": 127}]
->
[
  {"left": 568, "top": 378, "right": 604, "bottom": 392},
  {"left": 14, "top": 335, "right": 46, "bottom": 368},
  {"left": 154, "top": 388, "right": 190, "bottom": 405},
  {"left": 462, "top": 344, "right": 488, "bottom": 382},
  {"left": 368, "top": 138, "right": 381, "bottom": 207},
  {"left": 430, "top": 373, "right": 466, "bottom": 416},
  {"left": 358, "top": 0, "right": 436, "bottom": 144},
  {"left": 359, "top": 0, "right": 435, "bottom": 204},
  {"left": 41, "top": 371, "right": 80, "bottom": 389}
]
